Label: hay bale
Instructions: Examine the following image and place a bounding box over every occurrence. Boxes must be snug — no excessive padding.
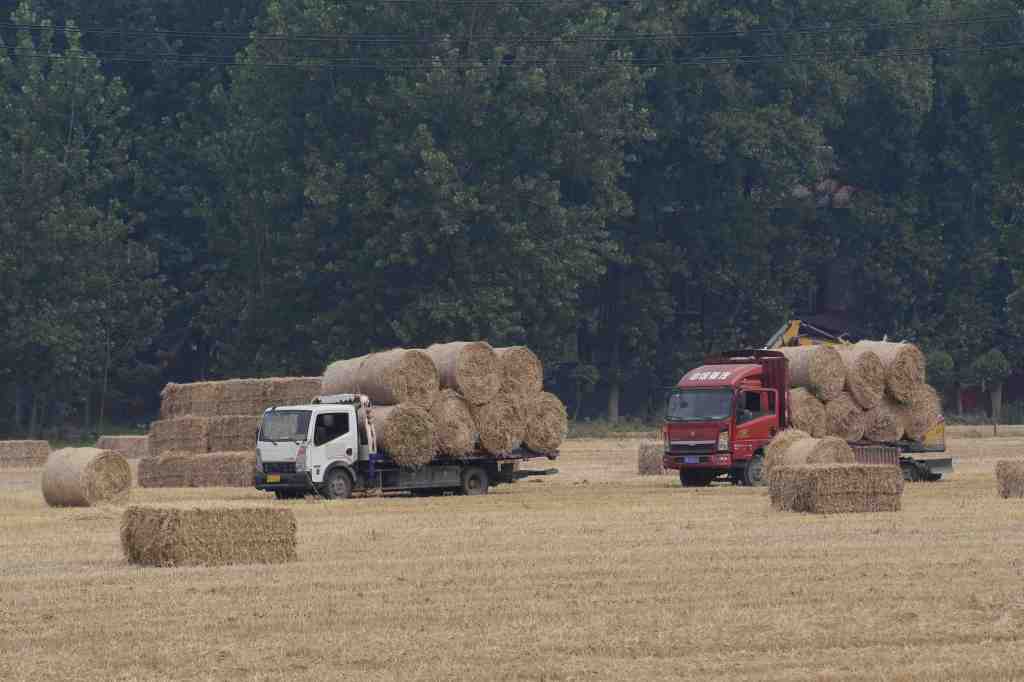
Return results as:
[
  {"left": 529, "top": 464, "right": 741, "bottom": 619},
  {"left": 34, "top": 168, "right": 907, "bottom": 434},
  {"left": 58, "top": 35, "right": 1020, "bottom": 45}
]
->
[
  {"left": 637, "top": 440, "right": 664, "bottom": 475},
  {"left": 149, "top": 417, "right": 210, "bottom": 456},
  {"left": 766, "top": 436, "right": 856, "bottom": 485},
  {"left": 763, "top": 429, "right": 811, "bottom": 478},
  {"left": 159, "top": 383, "right": 188, "bottom": 419},
  {"left": 789, "top": 387, "right": 827, "bottom": 437},
  {"left": 208, "top": 415, "right": 261, "bottom": 453},
  {"left": 322, "top": 348, "right": 439, "bottom": 408},
  {"left": 494, "top": 346, "right": 544, "bottom": 399},
  {"left": 95, "top": 435, "right": 151, "bottom": 459},
  {"left": 836, "top": 346, "right": 885, "bottom": 410},
  {"left": 266, "top": 377, "right": 322, "bottom": 407},
  {"left": 41, "top": 448, "right": 131, "bottom": 507},
  {"left": 863, "top": 399, "right": 907, "bottom": 443},
  {"left": 996, "top": 460, "right": 1024, "bottom": 499},
  {"left": 521, "top": 391, "right": 567, "bottom": 454},
  {"left": 430, "top": 389, "right": 478, "bottom": 458},
  {"left": 471, "top": 394, "right": 526, "bottom": 456},
  {"left": 188, "top": 451, "right": 256, "bottom": 487},
  {"left": 120, "top": 506, "right": 297, "bottom": 567},
  {"left": 372, "top": 404, "right": 436, "bottom": 466},
  {"left": 779, "top": 345, "right": 846, "bottom": 402},
  {"left": 137, "top": 453, "right": 193, "bottom": 488},
  {"left": 769, "top": 464, "right": 904, "bottom": 513},
  {"left": 425, "top": 341, "right": 502, "bottom": 406},
  {"left": 0, "top": 440, "right": 50, "bottom": 468},
  {"left": 905, "top": 384, "right": 942, "bottom": 442},
  {"left": 159, "top": 381, "right": 222, "bottom": 418},
  {"left": 825, "top": 393, "right": 867, "bottom": 442},
  {"left": 216, "top": 379, "right": 269, "bottom": 416},
  {"left": 854, "top": 341, "right": 926, "bottom": 403}
]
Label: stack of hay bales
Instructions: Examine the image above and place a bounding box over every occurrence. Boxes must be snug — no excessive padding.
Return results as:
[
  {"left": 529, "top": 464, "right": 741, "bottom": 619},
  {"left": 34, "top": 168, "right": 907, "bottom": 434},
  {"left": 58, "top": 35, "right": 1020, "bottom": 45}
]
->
[
  {"left": 121, "top": 506, "right": 297, "bottom": 566},
  {"left": 41, "top": 448, "right": 132, "bottom": 507},
  {"left": 784, "top": 341, "right": 942, "bottom": 445},
  {"left": 96, "top": 435, "right": 151, "bottom": 459},
  {"left": 768, "top": 464, "right": 904, "bottom": 513},
  {"left": 763, "top": 431, "right": 855, "bottom": 478},
  {"left": 996, "top": 461, "right": 1024, "bottom": 499},
  {"left": 637, "top": 440, "right": 665, "bottom": 475},
  {"left": 321, "top": 342, "right": 566, "bottom": 466},
  {"left": 0, "top": 440, "right": 50, "bottom": 468},
  {"left": 143, "top": 376, "right": 319, "bottom": 487}
]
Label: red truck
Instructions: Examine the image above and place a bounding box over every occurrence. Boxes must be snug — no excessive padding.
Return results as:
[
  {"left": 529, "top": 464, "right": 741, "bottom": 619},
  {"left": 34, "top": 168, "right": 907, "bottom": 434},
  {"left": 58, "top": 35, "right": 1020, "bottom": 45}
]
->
[{"left": 662, "top": 350, "right": 951, "bottom": 486}]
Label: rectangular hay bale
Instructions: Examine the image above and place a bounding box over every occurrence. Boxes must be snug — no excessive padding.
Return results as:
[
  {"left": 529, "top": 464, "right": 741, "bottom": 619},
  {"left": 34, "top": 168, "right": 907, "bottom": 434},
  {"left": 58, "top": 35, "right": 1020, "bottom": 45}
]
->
[
  {"left": 996, "top": 460, "right": 1024, "bottom": 499},
  {"left": 769, "top": 464, "right": 904, "bottom": 514},
  {"left": 266, "top": 377, "right": 322, "bottom": 408},
  {"left": 149, "top": 417, "right": 210, "bottom": 456},
  {"left": 121, "top": 506, "right": 297, "bottom": 566},
  {"left": 0, "top": 440, "right": 50, "bottom": 468},
  {"left": 137, "top": 454, "right": 193, "bottom": 488},
  {"left": 189, "top": 451, "right": 256, "bottom": 487},
  {"left": 96, "top": 435, "right": 151, "bottom": 459},
  {"left": 208, "top": 415, "right": 261, "bottom": 453}
]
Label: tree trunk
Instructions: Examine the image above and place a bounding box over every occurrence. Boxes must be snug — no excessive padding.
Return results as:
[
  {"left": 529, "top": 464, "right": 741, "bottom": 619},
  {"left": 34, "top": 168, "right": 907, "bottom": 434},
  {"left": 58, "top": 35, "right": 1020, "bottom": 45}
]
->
[
  {"left": 98, "top": 328, "right": 112, "bottom": 436},
  {"left": 955, "top": 383, "right": 963, "bottom": 416},
  {"left": 28, "top": 391, "right": 40, "bottom": 439},
  {"left": 991, "top": 383, "right": 1003, "bottom": 424},
  {"left": 607, "top": 380, "right": 620, "bottom": 424}
]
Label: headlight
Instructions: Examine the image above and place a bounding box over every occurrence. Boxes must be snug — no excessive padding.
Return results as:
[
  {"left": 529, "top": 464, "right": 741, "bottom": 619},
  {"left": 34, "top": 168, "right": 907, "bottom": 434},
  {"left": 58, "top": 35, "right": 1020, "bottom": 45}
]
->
[
  {"left": 717, "top": 430, "right": 730, "bottom": 452},
  {"left": 295, "top": 445, "right": 307, "bottom": 472}
]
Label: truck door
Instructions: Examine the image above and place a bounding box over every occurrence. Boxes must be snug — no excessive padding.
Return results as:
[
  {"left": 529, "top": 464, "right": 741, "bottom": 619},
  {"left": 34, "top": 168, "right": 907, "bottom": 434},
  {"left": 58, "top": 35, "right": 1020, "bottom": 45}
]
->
[
  {"left": 732, "top": 389, "right": 778, "bottom": 462},
  {"left": 306, "top": 408, "right": 358, "bottom": 482}
]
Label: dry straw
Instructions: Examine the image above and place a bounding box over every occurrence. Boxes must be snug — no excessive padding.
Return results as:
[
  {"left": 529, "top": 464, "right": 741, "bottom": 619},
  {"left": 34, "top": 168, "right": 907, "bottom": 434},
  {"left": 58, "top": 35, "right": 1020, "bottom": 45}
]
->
[
  {"left": 208, "top": 415, "right": 261, "bottom": 452},
  {"left": 96, "top": 435, "right": 151, "bottom": 459},
  {"left": 769, "top": 464, "right": 904, "bottom": 513},
  {"left": 425, "top": 341, "right": 502, "bottom": 405},
  {"left": 825, "top": 393, "right": 867, "bottom": 442},
  {"left": 494, "top": 346, "right": 544, "bottom": 398},
  {"left": 138, "top": 454, "right": 193, "bottom": 488},
  {"left": 836, "top": 346, "right": 886, "bottom": 410},
  {"left": 266, "top": 377, "right": 322, "bottom": 407},
  {"left": 521, "top": 392, "right": 568, "bottom": 454},
  {"left": 42, "top": 448, "right": 131, "bottom": 507},
  {"left": 430, "top": 389, "right": 478, "bottom": 458},
  {"left": 995, "top": 460, "right": 1024, "bottom": 499},
  {"left": 121, "top": 506, "right": 297, "bottom": 567},
  {"left": 779, "top": 345, "right": 846, "bottom": 402},
  {"left": 372, "top": 404, "right": 436, "bottom": 466},
  {"left": 854, "top": 340, "right": 926, "bottom": 403},
  {"left": 637, "top": 440, "right": 664, "bottom": 475},
  {"left": 905, "top": 384, "right": 942, "bottom": 442},
  {"left": 149, "top": 417, "right": 210, "bottom": 456},
  {"left": 471, "top": 394, "right": 526, "bottom": 455},
  {"left": 0, "top": 440, "right": 50, "bottom": 468},
  {"left": 322, "top": 348, "right": 439, "bottom": 408},
  {"left": 789, "top": 388, "right": 827, "bottom": 437},
  {"left": 864, "top": 399, "right": 907, "bottom": 443},
  {"left": 763, "top": 428, "right": 811, "bottom": 478},
  {"left": 767, "top": 436, "right": 856, "bottom": 487}
]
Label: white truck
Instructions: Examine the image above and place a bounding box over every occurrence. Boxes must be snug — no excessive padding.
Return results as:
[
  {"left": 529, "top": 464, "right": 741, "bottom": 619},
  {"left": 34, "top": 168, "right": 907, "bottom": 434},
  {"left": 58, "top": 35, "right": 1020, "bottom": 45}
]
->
[{"left": 253, "top": 394, "right": 559, "bottom": 499}]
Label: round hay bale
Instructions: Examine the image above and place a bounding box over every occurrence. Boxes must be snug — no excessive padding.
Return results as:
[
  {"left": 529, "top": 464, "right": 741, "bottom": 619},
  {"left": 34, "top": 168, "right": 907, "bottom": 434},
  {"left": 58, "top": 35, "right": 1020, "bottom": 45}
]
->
[
  {"left": 789, "top": 387, "right": 827, "bottom": 437},
  {"left": 825, "top": 393, "right": 867, "bottom": 442},
  {"left": 471, "top": 394, "right": 525, "bottom": 455},
  {"left": 763, "top": 428, "right": 811, "bottom": 477},
  {"left": 836, "top": 346, "right": 885, "bottom": 410},
  {"left": 854, "top": 341, "right": 926, "bottom": 403},
  {"left": 425, "top": 341, "right": 502, "bottom": 405},
  {"left": 521, "top": 392, "right": 567, "bottom": 454},
  {"left": 782, "top": 436, "right": 856, "bottom": 468},
  {"left": 905, "top": 384, "right": 942, "bottom": 442},
  {"left": 41, "top": 448, "right": 131, "bottom": 507},
  {"left": 779, "top": 346, "right": 846, "bottom": 402},
  {"left": 864, "top": 399, "right": 907, "bottom": 443},
  {"left": 637, "top": 440, "right": 664, "bottom": 475},
  {"left": 494, "top": 346, "right": 543, "bottom": 398},
  {"left": 371, "top": 405, "right": 436, "bottom": 467},
  {"left": 430, "top": 389, "right": 478, "bottom": 458},
  {"left": 322, "top": 348, "right": 439, "bottom": 408}
]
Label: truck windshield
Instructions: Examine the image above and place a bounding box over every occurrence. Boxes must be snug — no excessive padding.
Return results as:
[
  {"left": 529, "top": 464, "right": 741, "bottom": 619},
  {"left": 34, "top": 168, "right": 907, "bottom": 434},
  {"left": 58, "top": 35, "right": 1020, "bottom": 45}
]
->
[
  {"left": 666, "top": 389, "right": 733, "bottom": 422},
  {"left": 259, "top": 410, "right": 311, "bottom": 442}
]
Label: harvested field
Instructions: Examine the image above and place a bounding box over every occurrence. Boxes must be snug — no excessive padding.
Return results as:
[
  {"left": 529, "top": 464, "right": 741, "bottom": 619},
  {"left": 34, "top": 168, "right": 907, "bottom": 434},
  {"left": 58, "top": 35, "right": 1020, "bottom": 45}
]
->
[
  {"left": 4, "top": 434, "right": 1024, "bottom": 680},
  {"left": 149, "top": 417, "right": 209, "bottom": 456},
  {"left": 779, "top": 345, "right": 846, "bottom": 401},
  {"left": 995, "top": 460, "right": 1024, "bottom": 498},
  {"left": 425, "top": 341, "right": 502, "bottom": 406},
  {"left": 322, "top": 348, "right": 439, "bottom": 408},
  {"left": 769, "top": 463, "right": 904, "bottom": 513},
  {"left": 636, "top": 440, "right": 664, "bottom": 475},
  {"left": 0, "top": 440, "right": 49, "bottom": 468},
  {"left": 121, "top": 506, "right": 296, "bottom": 567},
  {"left": 521, "top": 392, "right": 568, "bottom": 454},
  {"left": 41, "top": 448, "right": 131, "bottom": 507},
  {"left": 95, "top": 435, "right": 150, "bottom": 459},
  {"left": 788, "top": 387, "right": 827, "bottom": 437}
]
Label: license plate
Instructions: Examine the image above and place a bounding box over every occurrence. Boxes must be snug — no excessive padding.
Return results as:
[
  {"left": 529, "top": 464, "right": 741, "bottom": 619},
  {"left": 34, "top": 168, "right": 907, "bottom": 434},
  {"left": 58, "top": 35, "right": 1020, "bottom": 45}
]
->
[
  {"left": 684, "top": 456, "right": 699, "bottom": 464},
  {"left": 266, "top": 474, "right": 281, "bottom": 484}
]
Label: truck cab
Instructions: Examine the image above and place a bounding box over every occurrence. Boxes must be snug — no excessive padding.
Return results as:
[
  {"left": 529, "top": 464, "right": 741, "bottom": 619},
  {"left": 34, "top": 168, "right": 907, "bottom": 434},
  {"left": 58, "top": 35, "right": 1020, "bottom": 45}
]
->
[{"left": 663, "top": 354, "right": 784, "bottom": 487}]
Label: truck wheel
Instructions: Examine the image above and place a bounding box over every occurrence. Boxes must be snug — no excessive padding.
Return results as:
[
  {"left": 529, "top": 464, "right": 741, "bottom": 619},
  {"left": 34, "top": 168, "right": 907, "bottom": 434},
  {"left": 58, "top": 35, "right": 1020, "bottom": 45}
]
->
[
  {"left": 321, "top": 468, "right": 353, "bottom": 500},
  {"left": 460, "top": 466, "right": 489, "bottom": 495},
  {"left": 743, "top": 454, "right": 766, "bottom": 487},
  {"left": 679, "top": 470, "right": 714, "bottom": 487},
  {"left": 901, "top": 462, "right": 922, "bottom": 483}
]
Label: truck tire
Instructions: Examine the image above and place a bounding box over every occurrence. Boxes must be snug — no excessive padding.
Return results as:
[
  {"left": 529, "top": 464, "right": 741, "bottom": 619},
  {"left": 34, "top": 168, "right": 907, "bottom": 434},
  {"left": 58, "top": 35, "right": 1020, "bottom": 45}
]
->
[
  {"left": 743, "top": 454, "right": 766, "bottom": 487},
  {"left": 679, "top": 470, "right": 714, "bottom": 487},
  {"left": 460, "top": 466, "right": 489, "bottom": 495},
  {"left": 901, "top": 461, "right": 922, "bottom": 483},
  {"left": 320, "top": 468, "right": 353, "bottom": 500}
]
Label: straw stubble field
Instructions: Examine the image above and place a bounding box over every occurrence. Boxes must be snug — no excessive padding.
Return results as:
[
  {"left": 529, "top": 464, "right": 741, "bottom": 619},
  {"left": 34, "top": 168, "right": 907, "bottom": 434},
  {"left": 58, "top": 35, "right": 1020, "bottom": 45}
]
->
[{"left": 2, "top": 430, "right": 1024, "bottom": 680}]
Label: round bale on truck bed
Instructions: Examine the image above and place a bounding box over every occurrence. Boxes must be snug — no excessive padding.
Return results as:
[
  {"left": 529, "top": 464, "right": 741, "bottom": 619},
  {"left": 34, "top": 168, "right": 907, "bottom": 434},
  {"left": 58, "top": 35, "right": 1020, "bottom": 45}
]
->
[{"left": 253, "top": 394, "right": 558, "bottom": 499}]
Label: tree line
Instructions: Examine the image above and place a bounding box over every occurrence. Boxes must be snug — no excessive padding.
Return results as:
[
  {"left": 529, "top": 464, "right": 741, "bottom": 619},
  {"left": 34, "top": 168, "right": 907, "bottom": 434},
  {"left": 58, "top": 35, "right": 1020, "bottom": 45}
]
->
[{"left": 2, "top": 0, "right": 1023, "bottom": 438}]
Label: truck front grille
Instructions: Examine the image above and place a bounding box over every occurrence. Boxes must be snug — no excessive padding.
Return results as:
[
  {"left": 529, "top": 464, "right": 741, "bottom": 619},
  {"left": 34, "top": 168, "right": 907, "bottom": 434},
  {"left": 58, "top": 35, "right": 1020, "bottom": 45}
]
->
[
  {"left": 263, "top": 461, "right": 296, "bottom": 475},
  {"left": 668, "top": 442, "right": 715, "bottom": 456}
]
